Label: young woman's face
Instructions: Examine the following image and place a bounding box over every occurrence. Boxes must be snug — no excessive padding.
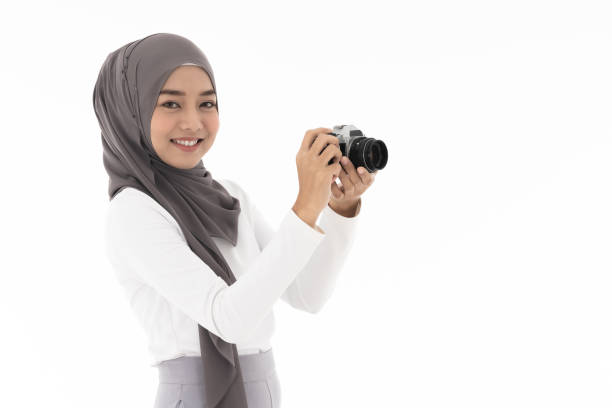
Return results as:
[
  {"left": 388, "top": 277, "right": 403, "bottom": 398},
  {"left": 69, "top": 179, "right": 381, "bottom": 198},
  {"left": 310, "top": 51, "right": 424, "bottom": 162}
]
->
[{"left": 150, "top": 65, "right": 219, "bottom": 169}]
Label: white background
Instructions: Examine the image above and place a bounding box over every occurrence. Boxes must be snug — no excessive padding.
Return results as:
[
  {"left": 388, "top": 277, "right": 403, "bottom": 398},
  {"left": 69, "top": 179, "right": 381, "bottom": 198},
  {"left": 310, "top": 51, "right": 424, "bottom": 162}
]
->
[{"left": 1, "top": 0, "right": 611, "bottom": 407}]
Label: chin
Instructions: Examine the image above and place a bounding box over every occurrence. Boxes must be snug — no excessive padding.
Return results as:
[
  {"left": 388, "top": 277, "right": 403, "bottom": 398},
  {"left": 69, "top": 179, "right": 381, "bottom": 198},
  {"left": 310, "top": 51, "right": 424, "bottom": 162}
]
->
[
  {"left": 165, "top": 157, "right": 201, "bottom": 170},
  {"left": 183, "top": 159, "right": 203, "bottom": 169},
  {"left": 161, "top": 144, "right": 209, "bottom": 169}
]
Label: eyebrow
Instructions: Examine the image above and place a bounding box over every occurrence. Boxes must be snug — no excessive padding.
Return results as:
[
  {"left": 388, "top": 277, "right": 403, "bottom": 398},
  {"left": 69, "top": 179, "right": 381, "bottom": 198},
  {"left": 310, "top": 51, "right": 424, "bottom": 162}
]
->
[{"left": 159, "top": 89, "right": 216, "bottom": 97}]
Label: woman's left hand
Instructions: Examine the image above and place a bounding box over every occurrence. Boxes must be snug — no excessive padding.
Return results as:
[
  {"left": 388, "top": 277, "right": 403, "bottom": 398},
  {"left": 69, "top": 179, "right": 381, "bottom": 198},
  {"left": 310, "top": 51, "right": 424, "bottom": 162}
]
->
[{"left": 330, "top": 156, "right": 377, "bottom": 209}]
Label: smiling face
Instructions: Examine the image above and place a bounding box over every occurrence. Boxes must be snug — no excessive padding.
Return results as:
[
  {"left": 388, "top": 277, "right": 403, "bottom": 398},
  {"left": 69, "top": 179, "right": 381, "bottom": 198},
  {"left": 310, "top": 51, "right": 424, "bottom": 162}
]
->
[{"left": 150, "top": 65, "right": 219, "bottom": 169}]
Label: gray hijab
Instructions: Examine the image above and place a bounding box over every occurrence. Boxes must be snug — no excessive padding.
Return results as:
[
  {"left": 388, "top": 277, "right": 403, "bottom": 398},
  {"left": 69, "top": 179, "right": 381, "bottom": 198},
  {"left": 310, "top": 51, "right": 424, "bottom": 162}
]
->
[{"left": 93, "top": 33, "right": 248, "bottom": 407}]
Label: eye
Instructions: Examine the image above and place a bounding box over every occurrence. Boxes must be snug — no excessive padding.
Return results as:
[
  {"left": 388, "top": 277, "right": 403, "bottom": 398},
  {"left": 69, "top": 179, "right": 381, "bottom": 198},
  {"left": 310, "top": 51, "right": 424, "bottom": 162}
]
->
[
  {"left": 161, "top": 101, "right": 179, "bottom": 109},
  {"left": 161, "top": 101, "right": 217, "bottom": 109}
]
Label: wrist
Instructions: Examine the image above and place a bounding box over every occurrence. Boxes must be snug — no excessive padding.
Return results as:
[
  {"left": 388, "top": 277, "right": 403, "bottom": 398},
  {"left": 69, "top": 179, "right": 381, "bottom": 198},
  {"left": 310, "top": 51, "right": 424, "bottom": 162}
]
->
[
  {"left": 292, "top": 203, "right": 318, "bottom": 229},
  {"left": 328, "top": 198, "right": 360, "bottom": 218}
]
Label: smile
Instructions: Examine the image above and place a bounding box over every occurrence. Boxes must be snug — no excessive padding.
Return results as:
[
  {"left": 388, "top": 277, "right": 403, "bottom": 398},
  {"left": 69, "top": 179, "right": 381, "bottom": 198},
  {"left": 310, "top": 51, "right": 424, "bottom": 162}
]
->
[{"left": 171, "top": 138, "right": 203, "bottom": 152}]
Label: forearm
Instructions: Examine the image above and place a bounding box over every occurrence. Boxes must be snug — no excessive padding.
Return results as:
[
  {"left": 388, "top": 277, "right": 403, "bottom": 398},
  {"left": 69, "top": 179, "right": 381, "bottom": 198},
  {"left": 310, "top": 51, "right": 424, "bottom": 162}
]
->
[{"left": 286, "top": 202, "right": 360, "bottom": 312}]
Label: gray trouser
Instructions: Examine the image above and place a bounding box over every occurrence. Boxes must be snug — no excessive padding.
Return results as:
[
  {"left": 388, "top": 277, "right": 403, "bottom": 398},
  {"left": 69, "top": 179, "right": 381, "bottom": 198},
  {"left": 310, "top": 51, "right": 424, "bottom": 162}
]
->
[{"left": 153, "top": 348, "right": 281, "bottom": 407}]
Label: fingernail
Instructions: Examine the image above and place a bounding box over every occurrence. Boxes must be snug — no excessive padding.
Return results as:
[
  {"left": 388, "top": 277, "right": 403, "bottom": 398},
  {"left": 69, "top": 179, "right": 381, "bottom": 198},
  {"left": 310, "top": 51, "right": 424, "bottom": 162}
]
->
[{"left": 358, "top": 168, "right": 365, "bottom": 174}]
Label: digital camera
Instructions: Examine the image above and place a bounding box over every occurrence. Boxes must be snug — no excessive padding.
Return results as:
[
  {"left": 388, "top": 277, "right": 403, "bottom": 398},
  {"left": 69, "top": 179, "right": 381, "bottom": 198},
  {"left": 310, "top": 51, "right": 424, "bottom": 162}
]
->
[{"left": 326, "top": 124, "right": 388, "bottom": 173}]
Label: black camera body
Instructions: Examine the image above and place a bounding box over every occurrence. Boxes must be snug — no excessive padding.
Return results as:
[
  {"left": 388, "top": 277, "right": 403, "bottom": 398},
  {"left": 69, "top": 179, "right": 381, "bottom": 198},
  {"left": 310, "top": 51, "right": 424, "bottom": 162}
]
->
[{"left": 327, "top": 124, "right": 388, "bottom": 173}]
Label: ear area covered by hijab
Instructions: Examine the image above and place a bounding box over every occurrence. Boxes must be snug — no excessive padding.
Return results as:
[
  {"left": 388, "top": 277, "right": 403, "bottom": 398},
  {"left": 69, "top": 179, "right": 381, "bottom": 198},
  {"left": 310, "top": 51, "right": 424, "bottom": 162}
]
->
[{"left": 93, "top": 33, "right": 249, "bottom": 408}]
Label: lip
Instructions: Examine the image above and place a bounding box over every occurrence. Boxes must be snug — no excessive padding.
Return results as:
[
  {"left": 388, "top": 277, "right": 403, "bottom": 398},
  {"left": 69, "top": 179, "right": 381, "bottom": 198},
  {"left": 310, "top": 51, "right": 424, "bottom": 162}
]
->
[{"left": 171, "top": 138, "right": 203, "bottom": 152}]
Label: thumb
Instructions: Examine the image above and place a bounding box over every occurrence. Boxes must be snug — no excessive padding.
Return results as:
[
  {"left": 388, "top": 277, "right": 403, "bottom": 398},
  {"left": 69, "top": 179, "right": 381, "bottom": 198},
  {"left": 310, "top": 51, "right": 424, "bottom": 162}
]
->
[{"left": 331, "top": 181, "right": 344, "bottom": 199}]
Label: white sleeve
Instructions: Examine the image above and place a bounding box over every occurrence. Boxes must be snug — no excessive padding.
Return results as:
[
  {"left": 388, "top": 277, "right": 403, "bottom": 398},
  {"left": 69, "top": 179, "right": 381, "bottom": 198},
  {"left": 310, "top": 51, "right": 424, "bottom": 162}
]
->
[
  {"left": 246, "top": 186, "right": 361, "bottom": 314},
  {"left": 105, "top": 192, "right": 326, "bottom": 344}
]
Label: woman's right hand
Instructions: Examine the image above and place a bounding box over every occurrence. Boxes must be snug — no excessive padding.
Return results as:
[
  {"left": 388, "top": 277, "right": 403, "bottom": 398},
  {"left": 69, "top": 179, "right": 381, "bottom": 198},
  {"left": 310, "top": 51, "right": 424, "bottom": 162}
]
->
[{"left": 292, "top": 127, "right": 343, "bottom": 228}]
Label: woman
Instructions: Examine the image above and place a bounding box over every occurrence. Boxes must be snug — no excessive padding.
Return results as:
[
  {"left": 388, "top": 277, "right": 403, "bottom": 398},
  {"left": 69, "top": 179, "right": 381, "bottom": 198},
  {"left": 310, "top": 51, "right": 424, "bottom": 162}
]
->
[{"left": 93, "top": 32, "right": 376, "bottom": 408}]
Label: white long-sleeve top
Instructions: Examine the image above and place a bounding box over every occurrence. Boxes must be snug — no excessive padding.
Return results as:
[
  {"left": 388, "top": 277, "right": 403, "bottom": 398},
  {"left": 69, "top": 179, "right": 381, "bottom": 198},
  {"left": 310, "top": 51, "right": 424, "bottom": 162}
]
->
[{"left": 104, "top": 178, "right": 360, "bottom": 367}]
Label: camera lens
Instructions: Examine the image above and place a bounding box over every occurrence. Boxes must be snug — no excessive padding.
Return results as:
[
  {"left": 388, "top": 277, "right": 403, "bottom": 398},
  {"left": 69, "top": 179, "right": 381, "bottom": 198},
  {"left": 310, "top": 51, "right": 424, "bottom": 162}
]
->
[
  {"left": 365, "top": 139, "right": 387, "bottom": 171},
  {"left": 348, "top": 137, "right": 388, "bottom": 172}
]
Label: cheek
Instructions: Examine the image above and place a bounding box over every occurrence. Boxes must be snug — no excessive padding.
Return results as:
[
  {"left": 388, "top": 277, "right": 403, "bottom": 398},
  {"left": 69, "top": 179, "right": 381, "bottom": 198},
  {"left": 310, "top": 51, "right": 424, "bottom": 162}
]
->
[
  {"left": 206, "top": 116, "right": 220, "bottom": 133},
  {"left": 150, "top": 116, "right": 174, "bottom": 144}
]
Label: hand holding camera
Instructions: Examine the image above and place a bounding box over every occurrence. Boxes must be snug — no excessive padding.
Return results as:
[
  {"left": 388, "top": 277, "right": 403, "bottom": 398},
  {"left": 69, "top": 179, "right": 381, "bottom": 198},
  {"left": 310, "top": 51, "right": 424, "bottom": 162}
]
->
[
  {"left": 292, "top": 127, "right": 342, "bottom": 228},
  {"left": 292, "top": 124, "right": 388, "bottom": 228}
]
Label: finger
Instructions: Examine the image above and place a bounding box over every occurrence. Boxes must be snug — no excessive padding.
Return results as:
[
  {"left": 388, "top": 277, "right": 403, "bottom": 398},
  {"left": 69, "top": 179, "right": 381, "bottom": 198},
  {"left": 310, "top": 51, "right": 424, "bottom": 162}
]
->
[
  {"left": 331, "top": 180, "right": 344, "bottom": 199},
  {"left": 340, "top": 156, "right": 363, "bottom": 186},
  {"left": 312, "top": 134, "right": 340, "bottom": 157},
  {"left": 320, "top": 143, "right": 342, "bottom": 167},
  {"left": 358, "top": 167, "right": 376, "bottom": 185},
  {"left": 337, "top": 163, "right": 355, "bottom": 193},
  {"left": 301, "top": 127, "right": 334, "bottom": 152},
  {"left": 308, "top": 130, "right": 336, "bottom": 152}
]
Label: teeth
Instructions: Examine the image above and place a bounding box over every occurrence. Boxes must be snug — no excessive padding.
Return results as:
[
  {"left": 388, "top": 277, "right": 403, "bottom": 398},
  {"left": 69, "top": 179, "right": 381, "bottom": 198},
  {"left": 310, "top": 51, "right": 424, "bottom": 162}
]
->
[{"left": 172, "top": 139, "right": 199, "bottom": 146}]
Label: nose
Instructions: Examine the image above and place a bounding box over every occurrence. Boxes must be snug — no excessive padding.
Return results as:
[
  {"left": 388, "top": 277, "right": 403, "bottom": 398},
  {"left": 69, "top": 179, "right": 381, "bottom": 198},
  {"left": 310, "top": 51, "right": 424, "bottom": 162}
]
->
[{"left": 179, "top": 107, "right": 204, "bottom": 133}]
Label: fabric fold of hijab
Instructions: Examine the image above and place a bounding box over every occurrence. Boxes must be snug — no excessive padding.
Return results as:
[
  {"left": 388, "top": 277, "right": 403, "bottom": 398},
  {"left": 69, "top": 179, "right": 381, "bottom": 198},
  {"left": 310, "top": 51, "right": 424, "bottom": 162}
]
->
[{"left": 93, "top": 33, "right": 249, "bottom": 408}]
